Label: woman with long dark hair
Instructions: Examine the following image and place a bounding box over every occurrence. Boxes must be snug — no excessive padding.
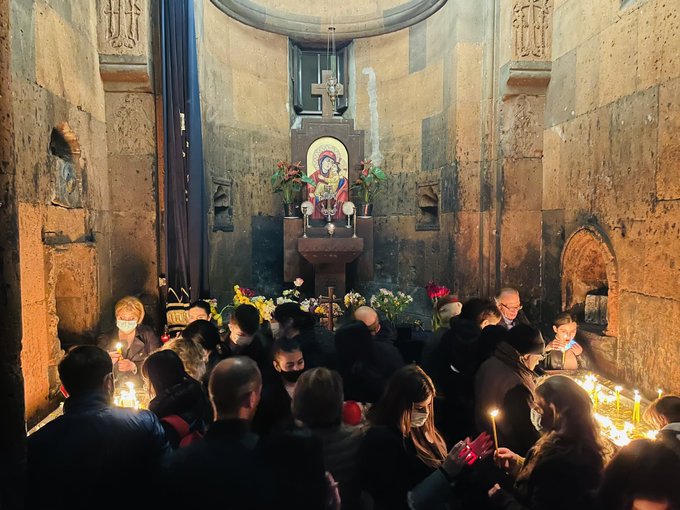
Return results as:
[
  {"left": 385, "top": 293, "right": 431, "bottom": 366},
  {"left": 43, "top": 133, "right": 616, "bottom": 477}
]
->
[
  {"left": 359, "top": 365, "right": 448, "bottom": 509},
  {"left": 142, "top": 350, "right": 211, "bottom": 448},
  {"left": 488, "top": 375, "right": 607, "bottom": 510}
]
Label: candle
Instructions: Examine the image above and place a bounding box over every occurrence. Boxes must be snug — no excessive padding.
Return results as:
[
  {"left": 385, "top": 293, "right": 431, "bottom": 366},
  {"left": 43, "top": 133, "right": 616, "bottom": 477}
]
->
[
  {"left": 615, "top": 385, "right": 622, "bottom": 414},
  {"left": 633, "top": 390, "right": 641, "bottom": 425},
  {"left": 489, "top": 409, "right": 500, "bottom": 452},
  {"left": 115, "top": 342, "right": 123, "bottom": 355},
  {"left": 657, "top": 388, "right": 663, "bottom": 400}
]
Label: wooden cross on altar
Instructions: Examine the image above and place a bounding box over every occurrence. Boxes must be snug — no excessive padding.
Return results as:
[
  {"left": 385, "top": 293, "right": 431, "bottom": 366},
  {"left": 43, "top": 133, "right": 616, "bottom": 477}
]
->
[
  {"left": 311, "top": 70, "right": 344, "bottom": 119},
  {"left": 319, "top": 286, "right": 341, "bottom": 331}
]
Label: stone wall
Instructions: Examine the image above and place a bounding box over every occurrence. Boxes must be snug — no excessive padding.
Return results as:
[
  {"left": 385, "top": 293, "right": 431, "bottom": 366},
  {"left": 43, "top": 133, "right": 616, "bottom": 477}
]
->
[
  {"left": 197, "top": 0, "right": 491, "bottom": 305},
  {"left": 10, "top": 0, "right": 159, "bottom": 423},
  {"left": 541, "top": 0, "right": 680, "bottom": 393}
]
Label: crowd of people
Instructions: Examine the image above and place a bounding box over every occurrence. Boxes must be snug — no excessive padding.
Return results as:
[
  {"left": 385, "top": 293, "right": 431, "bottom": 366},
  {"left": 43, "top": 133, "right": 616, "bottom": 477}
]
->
[{"left": 27, "top": 289, "right": 680, "bottom": 510}]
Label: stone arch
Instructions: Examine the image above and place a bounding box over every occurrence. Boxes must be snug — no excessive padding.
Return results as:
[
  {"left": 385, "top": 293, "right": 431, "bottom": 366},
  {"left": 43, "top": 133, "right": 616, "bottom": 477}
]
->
[{"left": 561, "top": 225, "right": 619, "bottom": 336}]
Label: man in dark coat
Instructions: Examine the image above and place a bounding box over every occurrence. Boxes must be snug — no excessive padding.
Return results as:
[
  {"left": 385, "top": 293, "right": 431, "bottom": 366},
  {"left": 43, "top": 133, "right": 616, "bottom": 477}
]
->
[
  {"left": 161, "top": 357, "right": 271, "bottom": 509},
  {"left": 355, "top": 306, "right": 404, "bottom": 377},
  {"left": 495, "top": 288, "right": 531, "bottom": 330},
  {"left": 474, "top": 324, "right": 544, "bottom": 456},
  {"left": 27, "top": 346, "right": 170, "bottom": 510}
]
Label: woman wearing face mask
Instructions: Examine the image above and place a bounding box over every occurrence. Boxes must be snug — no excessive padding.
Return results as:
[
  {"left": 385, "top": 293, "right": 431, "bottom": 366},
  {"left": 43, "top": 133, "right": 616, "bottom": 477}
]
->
[
  {"left": 270, "top": 302, "right": 324, "bottom": 369},
  {"left": 544, "top": 313, "right": 586, "bottom": 370},
  {"left": 251, "top": 337, "right": 306, "bottom": 438},
  {"left": 98, "top": 296, "right": 161, "bottom": 383},
  {"left": 488, "top": 375, "right": 607, "bottom": 510},
  {"left": 359, "top": 365, "right": 449, "bottom": 510}
]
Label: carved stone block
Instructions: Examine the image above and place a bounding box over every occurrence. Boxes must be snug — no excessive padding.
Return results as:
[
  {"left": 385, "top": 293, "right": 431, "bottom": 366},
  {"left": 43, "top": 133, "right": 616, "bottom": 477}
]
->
[{"left": 512, "top": 0, "right": 553, "bottom": 61}]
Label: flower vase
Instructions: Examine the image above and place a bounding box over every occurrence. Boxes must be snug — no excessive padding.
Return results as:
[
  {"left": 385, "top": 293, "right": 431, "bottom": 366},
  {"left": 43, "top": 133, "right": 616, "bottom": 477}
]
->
[
  {"left": 283, "top": 203, "right": 300, "bottom": 219},
  {"left": 357, "top": 203, "right": 373, "bottom": 218}
]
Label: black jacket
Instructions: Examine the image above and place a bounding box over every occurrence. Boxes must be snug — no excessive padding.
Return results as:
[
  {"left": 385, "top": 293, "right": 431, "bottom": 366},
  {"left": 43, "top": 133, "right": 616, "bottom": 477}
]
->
[
  {"left": 474, "top": 342, "right": 539, "bottom": 456},
  {"left": 27, "top": 392, "right": 170, "bottom": 510},
  {"left": 148, "top": 378, "right": 212, "bottom": 448},
  {"left": 98, "top": 324, "right": 161, "bottom": 384},
  {"left": 251, "top": 371, "right": 294, "bottom": 438},
  {"left": 490, "top": 438, "right": 603, "bottom": 510},
  {"left": 359, "top": 426, "right": 437, "bottom": 510},
  {"left": 160, "top": 419, "right": 270, "bottom": 509}
]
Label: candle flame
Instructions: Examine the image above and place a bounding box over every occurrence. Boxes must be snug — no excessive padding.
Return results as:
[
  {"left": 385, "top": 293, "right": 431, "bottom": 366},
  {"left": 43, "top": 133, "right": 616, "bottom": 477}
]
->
[
  {"left": 489, "top": 409, "right": 499, "bottom": 418},
  {"left": 615, "top": 385, "right": 622, "bottom": 392}
]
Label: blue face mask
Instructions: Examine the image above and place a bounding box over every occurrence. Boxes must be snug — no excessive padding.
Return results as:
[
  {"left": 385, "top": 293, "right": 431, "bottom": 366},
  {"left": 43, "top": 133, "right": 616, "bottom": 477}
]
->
[{"left": 117, "top": 319, "right": 137, "bottom": 334}]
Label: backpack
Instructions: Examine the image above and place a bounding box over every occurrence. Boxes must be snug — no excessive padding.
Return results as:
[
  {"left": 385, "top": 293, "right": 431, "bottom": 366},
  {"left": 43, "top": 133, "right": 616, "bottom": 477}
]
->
[{"left": 160, "top": 415, "right": 204, "bottom": 448}]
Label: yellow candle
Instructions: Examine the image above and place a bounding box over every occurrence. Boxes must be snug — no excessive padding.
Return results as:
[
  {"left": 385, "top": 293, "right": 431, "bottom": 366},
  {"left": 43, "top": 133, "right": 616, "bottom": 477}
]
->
[
  {"left": 489, "top": 409, "right": 500, "bottom": 451},
  {"left": 657, "top": 388, "right": 663, "bottom": 400},
  {"left": 115, "top": 342, "right": 123, "bottom": 355},
  {"left": 615, "top": 385, "right": 622, "bottom": 414},
  {"left": 633, "top": 390, "right": 641, "bottom": 425}
]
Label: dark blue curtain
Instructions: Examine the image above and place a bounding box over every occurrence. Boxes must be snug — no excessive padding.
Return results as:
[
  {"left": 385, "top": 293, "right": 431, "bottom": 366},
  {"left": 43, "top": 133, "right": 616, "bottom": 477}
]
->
[{"left": 161, "top": 0, "right": 209, "bottom": 301}]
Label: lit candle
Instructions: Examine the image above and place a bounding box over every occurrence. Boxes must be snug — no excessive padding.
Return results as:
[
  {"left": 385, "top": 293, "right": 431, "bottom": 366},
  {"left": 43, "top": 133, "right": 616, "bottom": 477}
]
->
[
  {"left": 489, "top": 409, "right": 500, "bottom": 452},
  {"left": 115, "top": 342, "right": 123, "bottom": 356},
  {"left": 633, "top": 390, "right": 641, "bottom": 425},
  {"left": 615, "top": 385, "right": 622, "bottom": 414},
  {"left": 657, "top": 388, "right": 663, "bottom": 400}
]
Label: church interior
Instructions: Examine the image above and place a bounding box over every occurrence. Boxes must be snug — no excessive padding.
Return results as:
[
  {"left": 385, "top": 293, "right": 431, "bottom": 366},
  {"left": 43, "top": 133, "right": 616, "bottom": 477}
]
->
[{"left": 1, "top": 0, "right": 680, "bottom": 506}]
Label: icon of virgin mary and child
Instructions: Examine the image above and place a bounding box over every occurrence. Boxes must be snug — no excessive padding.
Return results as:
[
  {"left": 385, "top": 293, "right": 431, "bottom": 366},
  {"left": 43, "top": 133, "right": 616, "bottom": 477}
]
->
[{"left": 307, "top": 149, "right": 348, "bottom": 220}]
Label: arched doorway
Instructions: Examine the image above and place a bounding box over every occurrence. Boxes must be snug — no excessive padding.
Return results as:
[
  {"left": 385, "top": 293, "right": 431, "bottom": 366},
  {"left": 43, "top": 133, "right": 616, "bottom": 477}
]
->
[{"left": 561, "top": 225, "right": 619, "bottom": 337}]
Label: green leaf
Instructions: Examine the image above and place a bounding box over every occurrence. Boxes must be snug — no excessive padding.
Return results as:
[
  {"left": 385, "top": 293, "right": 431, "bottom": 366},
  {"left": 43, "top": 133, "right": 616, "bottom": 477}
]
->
[
  {"left": 301, "top": 175, "right": 316, "bottom": 186},
  {"left": 372, "top": 167, "right": 386, "bottom": 180}
]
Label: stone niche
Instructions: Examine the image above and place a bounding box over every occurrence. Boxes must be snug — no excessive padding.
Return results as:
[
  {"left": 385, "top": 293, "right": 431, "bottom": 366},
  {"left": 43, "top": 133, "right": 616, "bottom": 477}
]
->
[{"left": 561, "top": 225, "right": 619, "bottom": 376}]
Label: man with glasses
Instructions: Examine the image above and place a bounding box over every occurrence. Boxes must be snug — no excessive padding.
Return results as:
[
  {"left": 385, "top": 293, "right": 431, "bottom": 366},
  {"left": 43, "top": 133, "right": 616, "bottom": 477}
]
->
[{"left": 495, "top": 288, "right": 530, "bottom": 330}]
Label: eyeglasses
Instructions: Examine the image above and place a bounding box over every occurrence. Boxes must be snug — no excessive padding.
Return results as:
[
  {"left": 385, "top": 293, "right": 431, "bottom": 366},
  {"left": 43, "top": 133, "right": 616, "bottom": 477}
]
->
[{"left": 500, "top": 303, "right": 523, "bottom": 312}]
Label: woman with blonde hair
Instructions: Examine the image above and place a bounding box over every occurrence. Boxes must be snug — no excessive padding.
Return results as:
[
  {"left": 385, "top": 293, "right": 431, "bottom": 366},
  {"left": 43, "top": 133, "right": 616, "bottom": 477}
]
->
[
  {"left": 161, "top": 336, "right": 208, "bottom": 383},
  {"left": 488, "top": 374, "right": 607, "bottom": 510},
  {"left": 359, "top": 365, "right": 448, "bottom": 509},
  {"left": 98, "top": 295, "right": 160, "bottom": 382}
]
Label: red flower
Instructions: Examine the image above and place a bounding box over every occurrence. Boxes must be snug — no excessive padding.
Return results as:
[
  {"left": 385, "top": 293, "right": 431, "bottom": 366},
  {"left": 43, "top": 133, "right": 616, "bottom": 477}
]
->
[{"left": 241, "top": 287, "right": 256, "bottom": 298}]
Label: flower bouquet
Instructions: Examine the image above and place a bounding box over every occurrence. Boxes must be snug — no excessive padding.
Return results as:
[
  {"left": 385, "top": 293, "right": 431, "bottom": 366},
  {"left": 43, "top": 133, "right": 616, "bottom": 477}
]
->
[
  {"left": 370, "top": 289, "right": 413, "bottom": 324},
  {"left": 233, "top": 285, "right": 274, "bottom": 323},
  {"left": 351, "top": 159, "right": 387, "bottom": 212},
  {"left": 271, "top": 161, "right": 316, "bottom": 204}
]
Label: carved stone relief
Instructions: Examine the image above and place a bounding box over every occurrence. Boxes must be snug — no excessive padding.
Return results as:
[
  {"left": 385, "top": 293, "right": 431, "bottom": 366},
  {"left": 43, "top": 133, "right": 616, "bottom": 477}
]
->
[
  {"left": 512, "top": 0, "right": 552, "bottom": 61},
  {"left": 103, "top": 0, "right": 142, "bottom": 49}
]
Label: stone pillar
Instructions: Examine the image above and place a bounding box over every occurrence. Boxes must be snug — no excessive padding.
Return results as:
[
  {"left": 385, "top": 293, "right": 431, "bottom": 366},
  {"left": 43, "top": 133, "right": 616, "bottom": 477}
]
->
[
  {"left": 494, "top": 0, "right": 552, "bottom": 318},
  {"left": 97, "top": 0, "right": 160, "bottom": 327},
  {"left": 0, "top": 0, "right": 26, "bottom": 505}
]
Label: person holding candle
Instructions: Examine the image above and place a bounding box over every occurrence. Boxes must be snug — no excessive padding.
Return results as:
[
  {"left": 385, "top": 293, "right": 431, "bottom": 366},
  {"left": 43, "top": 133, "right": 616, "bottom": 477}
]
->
[
  {"left": 643, "top": 395, "right": 680, "bottom": 459},
  {"left": 98, "top": 296, "right": 161, "bottom": 383},
  {"left": 544, "top": 313, "right": 587, "bottom": 371},
  {"left": 487, "top": 375, "right": 607, "bottom": 510},
  {"left": 27, "top": 346, "right": 170, "bottom": 510},
  {"left": 474, "top": 324, "right": 545, "bottom": 456}
]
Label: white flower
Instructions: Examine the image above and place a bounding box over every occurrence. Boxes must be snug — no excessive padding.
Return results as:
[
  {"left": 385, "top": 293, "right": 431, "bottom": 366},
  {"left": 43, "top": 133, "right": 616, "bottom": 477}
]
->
[{"left": 294, "top": 277, "right": 304, "bottom": 287}]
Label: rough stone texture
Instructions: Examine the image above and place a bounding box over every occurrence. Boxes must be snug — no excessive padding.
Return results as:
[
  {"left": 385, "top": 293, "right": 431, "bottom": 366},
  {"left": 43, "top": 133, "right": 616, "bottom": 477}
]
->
[
  {"left": 543, "top": 0, "right": 680, "bottom": 394},
  {"left": 0, "top": 0, "right": 26, "bottom": 505},
  {"left": 9, "top": 0, "right": 158, "bottom": 426}
]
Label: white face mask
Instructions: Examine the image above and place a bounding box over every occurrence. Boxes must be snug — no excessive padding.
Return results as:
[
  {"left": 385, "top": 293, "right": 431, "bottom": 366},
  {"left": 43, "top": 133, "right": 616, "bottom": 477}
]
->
[
  {"left": 411, "top": 410, "right": 429, "bottom": 428},
  {"left": 530, "top": 408, "right": 543, "bottom": 431},
  {"left": 270, "top": 322, "right": 280, "bottom": 337},
  {"left": 117, "top": 319, "right": 137, "bottom": 334},
  {"left": 231, "top": 331, "right": 253, "bottom": 347}
]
